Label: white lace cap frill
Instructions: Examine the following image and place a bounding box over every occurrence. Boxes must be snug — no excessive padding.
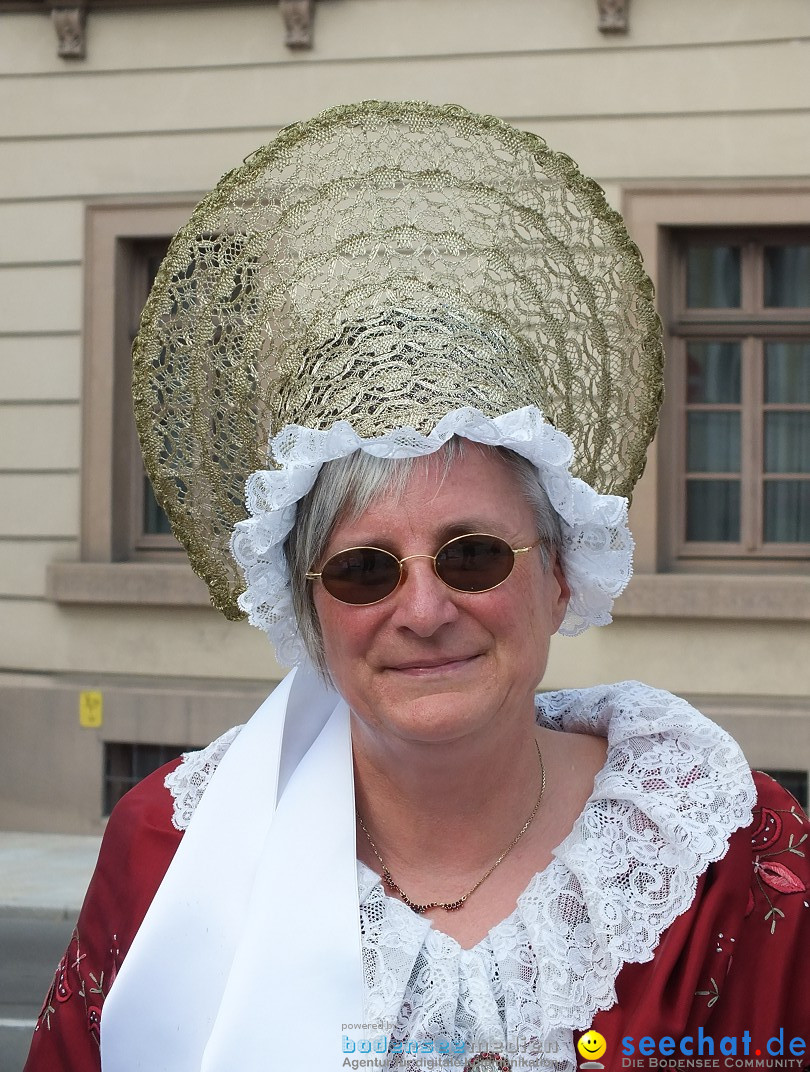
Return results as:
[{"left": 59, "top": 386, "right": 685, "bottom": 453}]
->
[
  {"left": 230, "top": 406, "right": 633, "bottom": 665},
  {"left": 164, "top": 682, "right": 756, "bottom": 1072}
]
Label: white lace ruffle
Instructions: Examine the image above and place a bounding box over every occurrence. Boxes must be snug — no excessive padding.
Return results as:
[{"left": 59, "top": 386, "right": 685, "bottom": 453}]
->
[
  {"left": 164, "top": 725, "right": 243, "bottom": 832},
  {"left": 360, "top": 683, "right": 755, "bottom": 1071},
  {"left": 164, "top": 683, "right": 755, "bottom": 1072},
  {"left": 230, "top": 406, "right": 633, "bottom": 666}
]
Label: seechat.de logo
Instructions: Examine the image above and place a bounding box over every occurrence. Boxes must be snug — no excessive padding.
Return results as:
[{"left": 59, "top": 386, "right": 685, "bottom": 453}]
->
[{"left": 578, "top": 1031, "right": 608, "bottom": 1068}]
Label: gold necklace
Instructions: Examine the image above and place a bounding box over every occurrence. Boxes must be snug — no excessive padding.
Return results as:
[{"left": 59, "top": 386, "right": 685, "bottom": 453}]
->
[{"left": 356, "top": 740, "right": 545, "bottom": 914}]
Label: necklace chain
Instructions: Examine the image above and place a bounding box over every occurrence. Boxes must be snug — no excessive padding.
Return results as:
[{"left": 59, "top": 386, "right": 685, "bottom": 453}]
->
[{"left": 356, "top": 740, "right": 545, "bottom": 914}]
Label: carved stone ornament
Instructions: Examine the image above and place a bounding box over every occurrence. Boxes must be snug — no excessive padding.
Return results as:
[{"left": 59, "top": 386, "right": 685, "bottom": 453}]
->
[
  {"left": 280, "top": 0, "right": 314, "bottom": 49},
  {"left": 596, "top": 0, "right": 629, "bottom": 33},
  {"left": 51, "top": 6, "right": 87, "bottom": 59}
]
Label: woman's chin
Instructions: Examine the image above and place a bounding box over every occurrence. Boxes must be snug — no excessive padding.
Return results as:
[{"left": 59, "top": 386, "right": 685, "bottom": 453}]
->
[{"left": 352, "top": 688, "right": 507, "bottom": 750}]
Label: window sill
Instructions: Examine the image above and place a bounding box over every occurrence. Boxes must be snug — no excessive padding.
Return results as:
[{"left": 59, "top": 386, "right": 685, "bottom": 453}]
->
[
  {"left": 616, "top": 573, "right": 810, "bottom": 621},
  {"left": 45, "top": 564, "right": 810, "bottom": 621},
  {"left": 47, "top": 562, "right": 213, "bottom": 609}
]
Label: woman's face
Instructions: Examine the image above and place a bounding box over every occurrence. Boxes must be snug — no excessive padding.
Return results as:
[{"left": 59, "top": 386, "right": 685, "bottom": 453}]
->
[{"left": 312, "top": 447, "right": 570, "bottom": 748}]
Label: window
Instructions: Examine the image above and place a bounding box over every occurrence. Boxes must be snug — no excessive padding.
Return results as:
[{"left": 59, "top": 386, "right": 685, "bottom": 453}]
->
[
  {"left": 670, "top": 231, "right": 810, "bottom": 561},
  {"left": 596, "top": 186, "right": 810, "bottom": 620},
  {"left": 47, "top": 201, "right": 214, "bottom": 609},
  {"left": 80, "top": 203, "right": 195, "bottom": 566},
  {"left": 104, "top": 740, "right": 194, "bottom": 815}
]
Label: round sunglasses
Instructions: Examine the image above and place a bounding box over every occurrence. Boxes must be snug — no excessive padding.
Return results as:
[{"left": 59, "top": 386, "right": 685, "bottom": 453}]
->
[{"left": 306, "top": 533, "right": 542, "bottom": 606}]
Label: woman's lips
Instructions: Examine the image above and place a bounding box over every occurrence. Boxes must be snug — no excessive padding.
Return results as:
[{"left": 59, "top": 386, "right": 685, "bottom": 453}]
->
[{"left": 387, "top": 654, "right": 481, "bottom": 675}]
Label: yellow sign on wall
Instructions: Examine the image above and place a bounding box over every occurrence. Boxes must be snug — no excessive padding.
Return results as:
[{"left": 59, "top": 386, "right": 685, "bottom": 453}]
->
[{"left": 79, "top": 691, "right": 103, "bottom": 728}]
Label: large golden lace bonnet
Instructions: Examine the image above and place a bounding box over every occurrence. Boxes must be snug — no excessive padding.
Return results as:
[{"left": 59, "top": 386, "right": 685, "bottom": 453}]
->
[{"left": 133, "top": 100, "right": 664, "bottom": 622}]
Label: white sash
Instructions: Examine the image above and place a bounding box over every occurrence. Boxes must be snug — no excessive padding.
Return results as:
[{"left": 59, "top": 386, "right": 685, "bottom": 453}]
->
[{"left": 100, "top": 664, "right": 365, "bottom": 1071}]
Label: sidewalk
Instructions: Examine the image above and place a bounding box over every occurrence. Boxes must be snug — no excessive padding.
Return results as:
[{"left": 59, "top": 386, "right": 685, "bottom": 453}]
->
[
  {"left": 0, "top": 831, "right": 101, "bottom": 919},
  {"left": 0, "top": 832, "right": 102, "bottom": 1072}
]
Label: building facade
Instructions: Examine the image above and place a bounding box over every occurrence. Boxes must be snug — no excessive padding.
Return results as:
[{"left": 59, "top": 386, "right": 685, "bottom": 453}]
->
[{"left": 1, "top": 0, "right": 809, "bottom": 832}]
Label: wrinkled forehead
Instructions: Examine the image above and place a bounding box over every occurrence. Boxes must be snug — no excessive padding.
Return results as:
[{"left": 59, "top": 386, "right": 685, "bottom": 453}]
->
[{"left": 333, "top": 439, "right": 522, "bottom": 528}]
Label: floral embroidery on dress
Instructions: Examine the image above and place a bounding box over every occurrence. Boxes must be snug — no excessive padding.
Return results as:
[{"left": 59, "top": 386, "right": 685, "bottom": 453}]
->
[
  {"left": 694, "top": 782, "right": 809, "bottom": 1011},
  {"left": 694, "top": 930, "right": 737, "bottom": 1011},
  {"left": 53, "top": 952, "right": 72, "bottom": 1003},
  {"left": 695, "top": 975, "right": 720, "bottom": 1009},
  {"left": 36, "top": 926, "right": 122, "bottom": 1046},
  {"left": 747, "top": 790, "right": 809, "bottom": 934}
]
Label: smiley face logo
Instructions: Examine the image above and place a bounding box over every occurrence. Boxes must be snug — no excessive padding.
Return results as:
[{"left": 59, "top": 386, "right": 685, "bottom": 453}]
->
[{"left": 577, "top": 1031, "right": 607, "bottom": 1064}]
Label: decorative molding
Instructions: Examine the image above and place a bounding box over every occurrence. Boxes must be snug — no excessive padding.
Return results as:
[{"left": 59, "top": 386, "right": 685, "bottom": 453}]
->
[
  {"left": 51, "top": 5, "right": 87, "bottom": 58},
  {"left": 596, "top": 0, "right": 629, "bottom": 34},
  {"left": 0, "top": 2, "right": 326, "bottom": 60},
  {"left": 280, "top": 0, "right": 314, "bottom": 49}
]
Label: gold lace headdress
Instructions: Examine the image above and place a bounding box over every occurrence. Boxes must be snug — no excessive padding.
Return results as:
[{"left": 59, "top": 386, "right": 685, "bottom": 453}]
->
[{"left": 133, "top": 100, "right": 664, "bottom": 626}]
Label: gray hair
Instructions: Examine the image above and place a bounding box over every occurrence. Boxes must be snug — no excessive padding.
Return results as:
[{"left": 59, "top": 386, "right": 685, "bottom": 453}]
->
[{"left": 284, "top": 438, "right": 564, "bottom": 675}]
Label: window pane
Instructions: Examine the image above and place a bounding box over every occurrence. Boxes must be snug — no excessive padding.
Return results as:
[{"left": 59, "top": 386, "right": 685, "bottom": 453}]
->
[
  {"left": 686, "top": 341, "right": 741, "bottom": 403},
  {"left": 144, "top": 477, "right": 173, "bottom": 534},
  {"left": 763, "top": 480, "right": 810, "bottom": 542},
  {"left": 132, "top": 743, "right": 174, "bottom": 780},
  {"left": 104, "top": 741, "right": 190, "bottom": 816},
  {"left": 103, "top": 743, "right": 136, "bottom": 817},
  {"left": 687, "top": 412, "right": 740, "bottom": 472},
  {"left": 765, "top": 341, "right": 810, "bottom": 403},
  {"left": 686, "top": 245, "right": 741, "bottom": 308},
  {"left": 765, "top": 413, "right": 810, "bottom": 473},
  {"left": 686, "top": 480, "right": 740, "bottom": 541},
  {"left": 764, "top": 245, "right": 810, "bottom": 307}
]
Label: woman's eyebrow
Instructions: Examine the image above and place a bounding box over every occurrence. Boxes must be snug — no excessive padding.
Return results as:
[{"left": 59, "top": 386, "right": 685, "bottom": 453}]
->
[
  {"left": 330, "top": 521, "right": 503, "bottom": 551},
  {"left": 437, "top": 520, "right": 512, "bottom": 541}
]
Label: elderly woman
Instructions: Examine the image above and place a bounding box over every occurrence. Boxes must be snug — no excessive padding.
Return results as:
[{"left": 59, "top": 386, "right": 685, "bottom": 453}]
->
[{"left": 26, "top": 102, "right": 809, "bottom": 1072}]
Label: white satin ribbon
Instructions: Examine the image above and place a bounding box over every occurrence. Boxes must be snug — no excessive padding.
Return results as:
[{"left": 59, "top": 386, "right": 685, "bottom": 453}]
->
[{"left": 100, "top": 664, "right": 364, "bottom": 1071}]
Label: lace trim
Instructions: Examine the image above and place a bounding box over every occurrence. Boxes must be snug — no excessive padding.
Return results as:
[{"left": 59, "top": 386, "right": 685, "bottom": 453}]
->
[
  {"left": 164, "top": 725, "right": 244, "bottom": 832},
  {"left": 160, "top": 683, "right": 755, "bottom": 1072},
  {"left": 230, "top": 406, "right": 633, "bottom": 666},
  {"left": 358, "top": 682, "right": 756, "bottom": 1070}
]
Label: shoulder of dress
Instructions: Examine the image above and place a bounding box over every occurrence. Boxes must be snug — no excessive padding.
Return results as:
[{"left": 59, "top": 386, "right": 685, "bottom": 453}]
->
[
  {"left": 107, "top": 756, "right": 185, "bottom": 838},
  {"left": 719, "top": 770, "right": 809, "bottom": 860},
  {"left": 710, "top": 769, "right": 810, "bottom": 961},
  {"left": 746, "top": 769, "right": 810, "bottom": 858},
  {"left": 752, "top": 768, "right": 809, "bottom": 818},
  {"left": 76, "top": 757, "right": 195, "bottom": 949},
  {"left": 163, "top": 725, "right": 245, "bottom": 831}
]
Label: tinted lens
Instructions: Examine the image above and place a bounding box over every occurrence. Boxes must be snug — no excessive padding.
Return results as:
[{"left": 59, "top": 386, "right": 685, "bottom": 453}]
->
[
  {"left": 435, "top": 535, "right": 514, "bottom": 592},
  {"left": 319, "top": 547, "right": 402, "bottom": 605}
]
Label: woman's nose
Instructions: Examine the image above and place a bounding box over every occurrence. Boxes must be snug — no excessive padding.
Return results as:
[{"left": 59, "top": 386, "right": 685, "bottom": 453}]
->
[{"left": 389, "top": 558, "right": 459, "bottom": 636}]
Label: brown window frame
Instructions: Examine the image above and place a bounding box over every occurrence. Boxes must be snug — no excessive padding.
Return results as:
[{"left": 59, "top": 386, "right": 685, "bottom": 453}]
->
[
  {"left": 47, "top": 200, "right": 213, "bottom": 610},
  {"left": 592, "top": 184, "right": 810, "bottom": 622},
  {"left": 89, "top": 209, "right": 187, "bottom": 564},
  {"left": 668, "top": 227, "right": 810, "bottom": 565}
]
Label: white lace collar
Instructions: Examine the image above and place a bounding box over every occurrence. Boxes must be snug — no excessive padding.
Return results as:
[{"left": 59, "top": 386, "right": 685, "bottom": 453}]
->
[{"left": 166, "top": 681, "right": 755, "bottom": 1071}]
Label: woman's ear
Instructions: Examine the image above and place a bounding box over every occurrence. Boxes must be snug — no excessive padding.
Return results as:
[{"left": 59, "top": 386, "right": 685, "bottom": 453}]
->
[{"left": 550, "top": 556, "right": 571, "bottom": 633}]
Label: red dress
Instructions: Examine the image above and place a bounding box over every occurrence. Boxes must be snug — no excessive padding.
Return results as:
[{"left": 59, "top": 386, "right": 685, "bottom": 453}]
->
[{"left": 25, "top": 768, "right": 810, "bottom": 1072}]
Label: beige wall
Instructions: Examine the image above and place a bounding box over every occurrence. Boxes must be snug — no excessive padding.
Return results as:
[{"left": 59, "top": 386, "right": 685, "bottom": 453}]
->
[
  {"left": 1, "top": 0, "right": 809, "bottom": 830},
  {"left": 0, "top": 672, "right": 270, "bottom": 834}
]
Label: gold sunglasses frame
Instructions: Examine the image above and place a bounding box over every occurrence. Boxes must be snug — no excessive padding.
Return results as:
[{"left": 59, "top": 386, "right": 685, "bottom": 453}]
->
[{"left": 305, "top": 533, "right": 542, "bottom": 606}]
